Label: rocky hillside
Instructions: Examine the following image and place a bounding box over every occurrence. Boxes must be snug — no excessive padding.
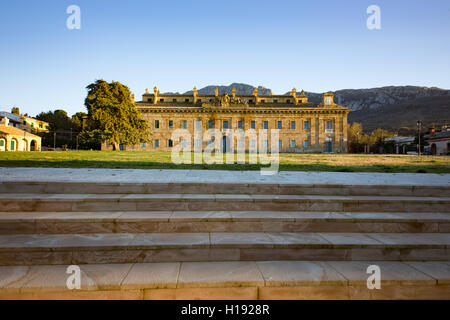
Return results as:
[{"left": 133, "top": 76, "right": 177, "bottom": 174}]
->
[
  {"left": 183, "top": 83, "right": 272, "bottom": 96},
  {"left": 303, "top": 86, "right": 450, "bottom": 111},
  {"left": 170, "top": 83, "right": 450, "bottom": 132},
  {"left": 348, "top": 95, "right": 450, "bottom": 134}
]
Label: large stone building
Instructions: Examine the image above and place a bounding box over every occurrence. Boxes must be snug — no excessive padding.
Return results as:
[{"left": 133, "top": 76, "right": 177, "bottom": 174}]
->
[
  {"left": 103, "top": 87, "right": 350, "bottom": 153},
  {"left": 0, "top": 111, "right": 49, "bottom": 134},
  {"left": 0, "top": 116, "right": 41, "bottom": 151}
]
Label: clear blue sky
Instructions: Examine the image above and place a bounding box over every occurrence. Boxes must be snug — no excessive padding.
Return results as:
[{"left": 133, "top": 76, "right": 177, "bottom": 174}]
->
[{"left": 1, "top": 0, "right": 449, "bottom": 116}]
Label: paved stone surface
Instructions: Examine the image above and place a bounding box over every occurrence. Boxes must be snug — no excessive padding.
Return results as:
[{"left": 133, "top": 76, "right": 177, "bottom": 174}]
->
[
  {"left": 121, "top": 263, "right": 179, "bottom": 289},
  {"left": 328, "top": 261, "right": 436, "bottom": 285},
  {"left": 1, "top": 168, "right": 449, "bottom": 186},
  {"left": 257, "top": 261, "right": 346, "bottom": 286},
  {"left": 178, "top": 261, "right": 264, "bottom": 288}
]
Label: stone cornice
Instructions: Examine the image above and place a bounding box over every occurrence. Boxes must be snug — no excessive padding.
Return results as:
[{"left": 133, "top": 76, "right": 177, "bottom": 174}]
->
[{"left": 136, "top": 106, "right": 350, "bottom": 115}]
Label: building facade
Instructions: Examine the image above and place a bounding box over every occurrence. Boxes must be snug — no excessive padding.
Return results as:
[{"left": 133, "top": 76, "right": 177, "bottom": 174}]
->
[
  {"left": 0, "top": 117, "right": 41, "bottom": 151},
  {"left": 0, "top": 111, "right": 49, "bottom": 134},
  {"left": 425, "top": 129, "right": 450, "bottom": 155},
  {"left": 103, "top": 87, "right": 350, "bottom": 153}
]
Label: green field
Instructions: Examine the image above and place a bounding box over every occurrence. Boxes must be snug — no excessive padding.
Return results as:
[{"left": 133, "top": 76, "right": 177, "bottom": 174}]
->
[{"left": 0, "top": 151, "right": 449, "bottom": 173}]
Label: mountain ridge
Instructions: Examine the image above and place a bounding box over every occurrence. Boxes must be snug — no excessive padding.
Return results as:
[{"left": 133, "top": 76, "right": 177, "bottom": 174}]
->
[{"left": 164, "top": 83, "right": 450, "bottom": 131}]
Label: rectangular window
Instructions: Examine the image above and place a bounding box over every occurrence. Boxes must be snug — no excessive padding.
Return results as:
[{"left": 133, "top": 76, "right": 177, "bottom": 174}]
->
[
  {"left": 286, "top": 99, "right": 291, "bottom": 104},
  {"left": 168, "top": 139, "right": 173, "bottom": 147},
  {"left": 304, "top": 140, "right": 309, "bottom": 148},
  {"left": 198, "top": 99, "right": 202, "bottom": 103},
  {"left": 195, "top": 139, "right": 201, "bottom": 148},
  {"left": 291, "top": 121, "right": 296, "bottom": 130},
  {"left": 277, "top": 121, "right": 282, "bottom": 129},
  {"left": 250, "top": 140, "right": 256, "bottom": 149},
  {"left": 173, "top": 98, "right": 177, "bottom": 102},
  {"left": 169, "top": 120, "right": 173, "bottom": 129},
  {"left": 154, "top": 120, "right": 159, "bottom": 129},
  {"left": 181, "top": 140, "right": 187, "bottom": 148},
  {"left": 251, "top": 121, "right": 255, "bottom": 129},
  {"left": 185, "top": 98, "right": 189, "bottom": 102},
  {"left": 290, "top": 140, "right": 296, "bottom": 148},
  {"left": 304, "top": 121, "right": 309, "bottom": 130},
  {"left": 141, "top": 143, "right": 146, "bottom": 148},
  {"left": 182, "top": 120, "right": 187, "bottom": 129},
  {"left": 160, "top": 98, "right": 164, "bottom": 102},
  {"left": 223, "top": 121, "right": 229, "bottom": 129},
  {"left": 238, "top": 120, "right": 243, "bottom": 129},
  {"left": 264, "top": 140, "right": 268, "bottom": 149},
  {"left": 263, "top": 121, "right": 268, "bottom": 130},
  {"left": 248, "top": 99, "right": 253, "bottom": 103},
  {"left": 279, "top": 140, "right": 282, "bottom": 149},
  {"left": 208, "top": 120, "right": 214, "bottom": 129},
  {"left": 195, "top": 120, "right": 202, "bottom": 130},
  {"left": 274, "top": 99, "right": 278, "bottom": 103},
  {"left": 154, "top": 140, "right": 159, "bottom": 148},
  {"left": 237, "top": 140, "right": 244, "bottom": 149},
  {"left": 39, "top": 124, "right": 43, "bottom": 128},
  {"left": 0, "top": 140, "right": 4, "bottom": 147},
  {"left": 326, "top": 121, "right": 333, "bottom": 130}
]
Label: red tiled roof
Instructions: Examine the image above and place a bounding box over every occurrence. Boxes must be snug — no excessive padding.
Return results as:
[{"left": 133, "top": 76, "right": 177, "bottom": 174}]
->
[{"left": 0, "top": 125, "right": 41, "bottom": 138}]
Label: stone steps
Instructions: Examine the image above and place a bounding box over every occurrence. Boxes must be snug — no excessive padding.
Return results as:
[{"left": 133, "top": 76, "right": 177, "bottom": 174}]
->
[
  {"left": 0, "top": 260, "right": 449, "bottom": 299},
  {"left": 1, "top": 177, "right": 449, "bottom": 299},
  {"left": 1, "top": 193, "right": 449, "bottom": 212},
  {"left": 0, "top": 232, "right": 448, "bottom": 265},
  {"left": 1, "top": 181, "right": 449, "bottom": 197},
  {"left": 1, "top": 211, "right": 449, "bottom": 234}
]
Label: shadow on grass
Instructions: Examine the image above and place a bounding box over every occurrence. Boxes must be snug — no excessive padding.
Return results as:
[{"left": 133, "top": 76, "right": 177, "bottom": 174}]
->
[{"left": 0, "top": 160, "right": 448, "bottom": 173}]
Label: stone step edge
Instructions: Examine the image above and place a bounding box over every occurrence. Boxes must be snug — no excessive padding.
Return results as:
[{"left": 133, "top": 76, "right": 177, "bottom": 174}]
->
[
  {"left": 2, "top": 182, "right": 450, "bottom": 199},
  {"left": 0, "top": 232, "right": 449, "bottom": 251},
  {"left": 1, "top": 194, "right": 450, "bottom": 201},
  {"left": 0, "top": 261, "right": 448, "bottom": 296},
  {"left": 3, "top": 181, "right": 449, "bottom": 189},
  {"left": 1, "top": 211, "right": 449, "bottom": 223}
]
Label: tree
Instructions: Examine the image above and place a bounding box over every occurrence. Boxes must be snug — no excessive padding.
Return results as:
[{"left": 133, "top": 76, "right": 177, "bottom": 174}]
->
[
  {"left": 369, "top": 128, "right": 394, "bottom": 153},
  {"left": 84, "top": 80, "right": 149, "bottom": 150},
  {"left": 35, "top": 109, "right": 78, "bottom": 149},
  {"left": 36, "top": 109, "right": 73, "bottom": 131},
  {"left": 72, "top": 112, "right": 87, "bottom": 131},
  {"left": 347, "top": 122, "right": 394, "bottom": 153},
  {"left": 11, "top": 107, "right": 20, "bottom": 115},
  {"left": 347, "top": 122, "right": 366, "bottom": 153}
]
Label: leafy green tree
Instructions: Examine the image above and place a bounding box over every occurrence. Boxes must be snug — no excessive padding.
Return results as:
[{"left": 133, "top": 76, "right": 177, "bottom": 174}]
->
[
  {"left": 35, "top": 109, "right": 77, "bottom": 149},
  {"left": 36, "top": 109, "right": 73, "bottom": 131},
  {"left": 11, "top": 107, "right": 20, "bottom": 115},
  {"left": 72, "top": 112, "right": 87, "bottom": 131},
  {"left": 84, "top": 80, "right": 149, "bottom": 150}
]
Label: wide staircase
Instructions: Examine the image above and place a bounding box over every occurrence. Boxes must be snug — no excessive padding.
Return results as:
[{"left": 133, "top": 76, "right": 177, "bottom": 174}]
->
[{"left": 0, "top": 181, "right": 449, "bottom": 299}]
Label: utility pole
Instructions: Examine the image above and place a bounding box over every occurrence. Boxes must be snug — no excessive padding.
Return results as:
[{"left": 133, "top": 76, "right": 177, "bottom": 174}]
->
[{"left": 417, "top": 120, "right": 422, "bottom": 156}]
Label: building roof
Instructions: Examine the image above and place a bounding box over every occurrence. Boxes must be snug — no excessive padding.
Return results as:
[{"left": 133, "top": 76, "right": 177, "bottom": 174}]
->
[
  {"left": 0, "top": 111, "right": 49, "bottom": 125},
  {"left": 425, "top": 130, "right": 450, "bottom": 141},
  {"left": 0, "top": 111, "right": 22, "bottom": 122},
  {"left": 0, "top": 125, "right": 41, "bottom": 138},
  {"left": 385, "top": 136, "right": 415, "bottom": 144}
]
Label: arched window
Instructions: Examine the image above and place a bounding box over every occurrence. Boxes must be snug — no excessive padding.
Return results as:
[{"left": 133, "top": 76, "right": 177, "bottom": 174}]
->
[
  {"left": 10, "top": 139, "right": 17, "bottom": 151},
  {"left": 0, "top": 138, "right": 5, "bottom": 151}
]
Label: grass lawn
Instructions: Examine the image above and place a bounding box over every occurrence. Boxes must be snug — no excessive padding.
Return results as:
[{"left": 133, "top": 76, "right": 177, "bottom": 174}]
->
[{"left": 0, "top": 151, "right": 449, "bottom": 173}]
